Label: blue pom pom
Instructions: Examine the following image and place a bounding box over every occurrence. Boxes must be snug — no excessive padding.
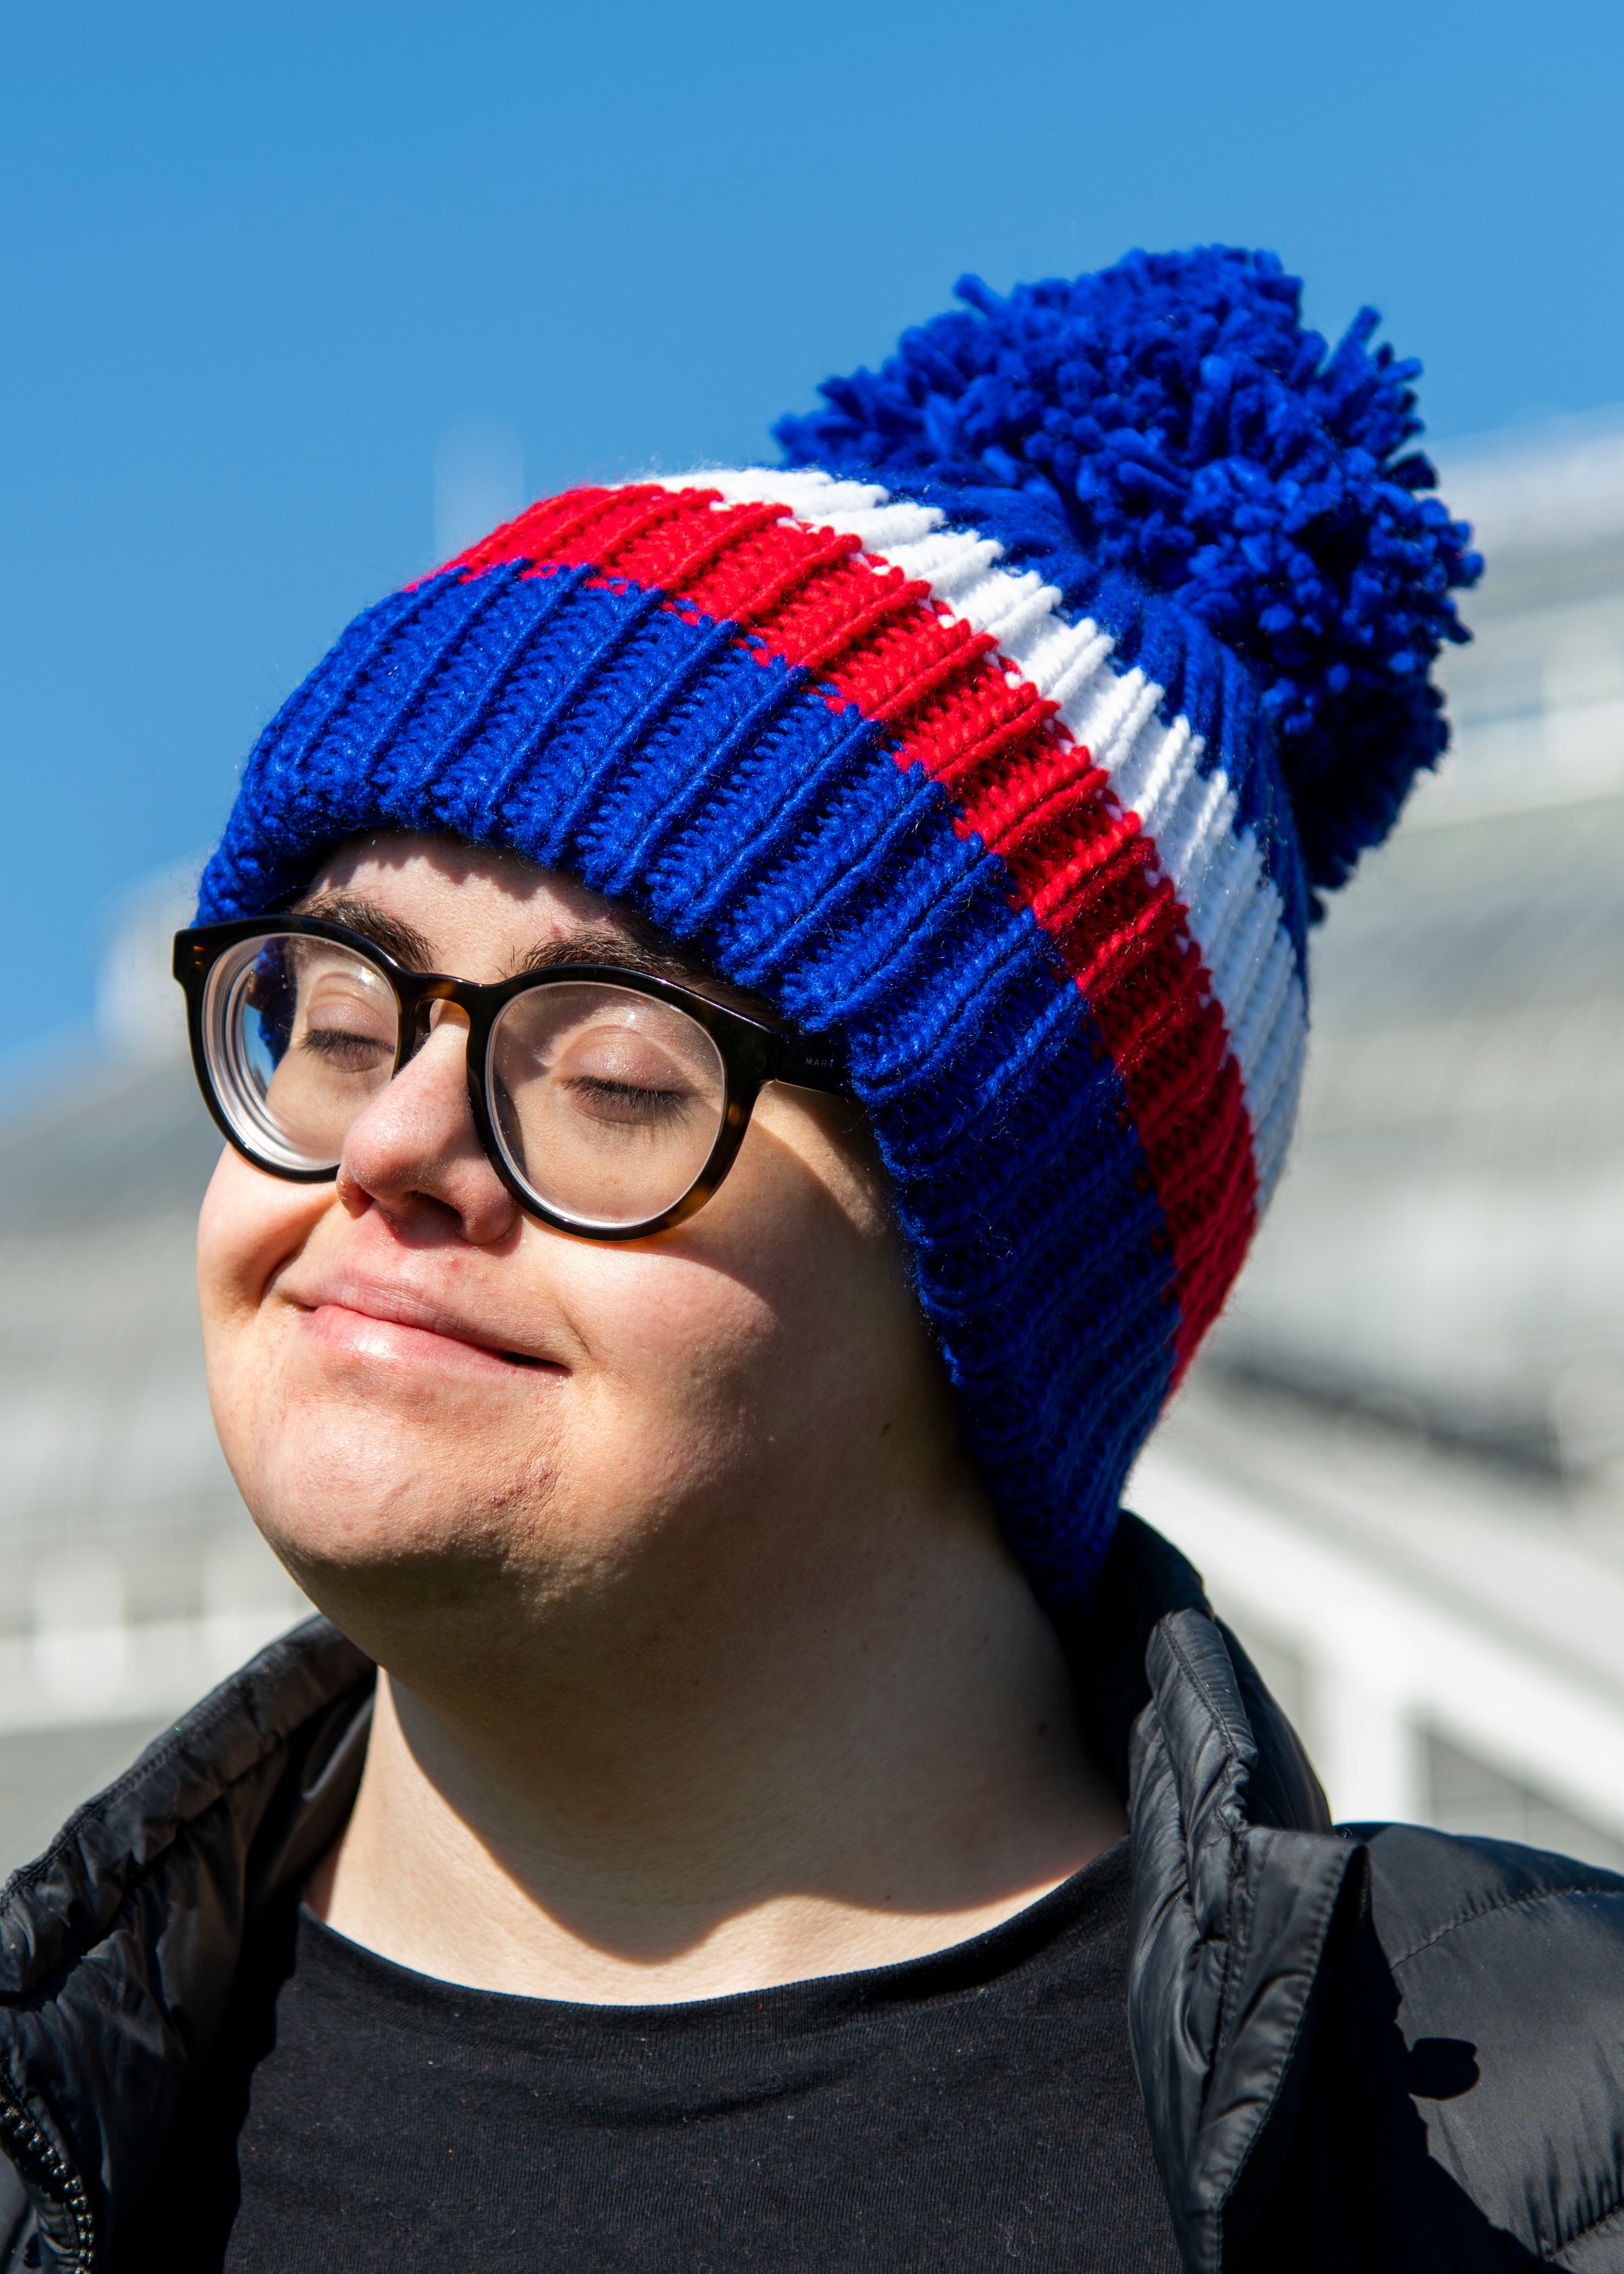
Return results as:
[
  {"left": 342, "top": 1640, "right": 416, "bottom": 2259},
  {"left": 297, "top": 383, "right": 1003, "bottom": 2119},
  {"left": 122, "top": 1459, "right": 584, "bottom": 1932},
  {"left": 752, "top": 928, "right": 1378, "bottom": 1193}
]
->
[{"left": 775, "top": 247, "right": 1482, "bottom": 897}]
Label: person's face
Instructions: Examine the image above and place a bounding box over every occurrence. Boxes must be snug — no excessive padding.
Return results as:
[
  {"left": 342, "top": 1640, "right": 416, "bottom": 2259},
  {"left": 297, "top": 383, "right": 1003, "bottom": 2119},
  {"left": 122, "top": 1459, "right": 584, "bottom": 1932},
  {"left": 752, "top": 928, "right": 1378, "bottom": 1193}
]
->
[{"left": 198, "top": 834, "right": 953, "bottom": 1667}]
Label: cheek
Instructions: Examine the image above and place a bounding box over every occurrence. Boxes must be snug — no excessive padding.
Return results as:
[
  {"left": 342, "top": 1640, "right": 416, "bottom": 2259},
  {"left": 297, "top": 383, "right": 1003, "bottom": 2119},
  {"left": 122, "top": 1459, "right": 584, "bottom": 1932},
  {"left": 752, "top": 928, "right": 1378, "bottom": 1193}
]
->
[
  {"left": 564, "top": 1252, "right": 782, "bottom": 1467},
  {"left": 197, "top": 1149, "right": 328, "bottom": 1431},
  {"left": 198, "top": 1146, "right": 326, "bottom": 1317},
  {"left": 540, "top": 1208, "right": 865, "bottom": 1531},
  {"left": 569, "top": 1153, "right": 896, "bottom": 1469}
]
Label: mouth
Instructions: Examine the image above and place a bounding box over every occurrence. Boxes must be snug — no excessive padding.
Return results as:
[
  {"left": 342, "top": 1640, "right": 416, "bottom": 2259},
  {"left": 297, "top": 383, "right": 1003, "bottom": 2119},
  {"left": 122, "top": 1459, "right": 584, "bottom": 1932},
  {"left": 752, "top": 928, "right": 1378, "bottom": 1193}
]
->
[{"left": 284, "top": 1277, "right": 565, "bottom": 1379}]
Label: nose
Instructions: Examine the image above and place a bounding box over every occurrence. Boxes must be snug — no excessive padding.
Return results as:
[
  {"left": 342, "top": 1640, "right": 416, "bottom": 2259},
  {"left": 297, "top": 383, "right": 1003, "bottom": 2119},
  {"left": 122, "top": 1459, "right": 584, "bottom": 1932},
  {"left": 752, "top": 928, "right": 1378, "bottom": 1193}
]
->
[{"left": 336, "top": 1005, "right": 520, "bottom": 1244}]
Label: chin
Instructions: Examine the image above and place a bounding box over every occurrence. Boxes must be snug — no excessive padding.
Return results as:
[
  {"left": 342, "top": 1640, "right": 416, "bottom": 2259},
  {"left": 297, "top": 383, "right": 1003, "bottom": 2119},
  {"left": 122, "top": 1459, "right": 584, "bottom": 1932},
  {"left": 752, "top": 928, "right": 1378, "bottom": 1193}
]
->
[{"left": 239, "top": 1399, "right": 553, "bottom": 1584}]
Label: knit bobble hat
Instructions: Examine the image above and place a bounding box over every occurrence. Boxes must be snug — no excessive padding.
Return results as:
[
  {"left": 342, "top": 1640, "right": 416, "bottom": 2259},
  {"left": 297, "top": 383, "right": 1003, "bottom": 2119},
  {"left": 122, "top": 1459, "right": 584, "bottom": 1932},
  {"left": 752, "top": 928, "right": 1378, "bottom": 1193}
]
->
[{"left": 198, "top": 246, "right": 1479, "bottom": 1608}]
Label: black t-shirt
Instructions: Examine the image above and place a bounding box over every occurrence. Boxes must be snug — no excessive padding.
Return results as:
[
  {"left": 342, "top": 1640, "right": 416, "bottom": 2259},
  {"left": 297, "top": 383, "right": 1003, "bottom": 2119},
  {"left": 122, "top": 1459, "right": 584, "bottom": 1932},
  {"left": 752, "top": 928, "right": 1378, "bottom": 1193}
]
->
[{"left": 218, "top": 1839, "right": 1178, "bottom": 2272}]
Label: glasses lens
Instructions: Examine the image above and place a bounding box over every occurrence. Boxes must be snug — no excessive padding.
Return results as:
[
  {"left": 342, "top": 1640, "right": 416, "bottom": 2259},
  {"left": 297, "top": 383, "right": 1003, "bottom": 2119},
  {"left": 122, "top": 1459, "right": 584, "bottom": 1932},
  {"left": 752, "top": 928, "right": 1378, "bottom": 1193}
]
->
[
  {"left": 202, "top": 932, "right": 400, "bottom": 1169},
  {"left": 489, "top": 982, "right": 728, "bottom": 1229}
]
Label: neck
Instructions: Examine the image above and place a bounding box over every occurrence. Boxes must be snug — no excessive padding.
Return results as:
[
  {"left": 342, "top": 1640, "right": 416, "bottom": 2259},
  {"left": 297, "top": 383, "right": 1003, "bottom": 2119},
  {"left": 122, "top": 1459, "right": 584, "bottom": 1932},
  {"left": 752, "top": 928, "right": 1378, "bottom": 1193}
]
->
[{"left": 310, "top": 1461, "right": 1126, "bottom": 2002}]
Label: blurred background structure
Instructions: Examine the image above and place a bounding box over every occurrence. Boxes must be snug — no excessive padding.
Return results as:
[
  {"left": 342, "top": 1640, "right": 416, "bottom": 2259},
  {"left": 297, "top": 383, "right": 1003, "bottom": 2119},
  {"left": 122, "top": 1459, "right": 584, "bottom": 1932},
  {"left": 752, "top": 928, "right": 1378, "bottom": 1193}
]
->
[
  {"left": 9, "top": 0, "right": 1624, "bottom": 1873},
  {"left": 1134, "top": 409, "right": 1624, "bottom": 1867},
  {"left": 0, "top": 881, "right": 307, "bottom": 1870},
  {"left": 7, "top": 403, "right": 1624, "bottom": 1871}
]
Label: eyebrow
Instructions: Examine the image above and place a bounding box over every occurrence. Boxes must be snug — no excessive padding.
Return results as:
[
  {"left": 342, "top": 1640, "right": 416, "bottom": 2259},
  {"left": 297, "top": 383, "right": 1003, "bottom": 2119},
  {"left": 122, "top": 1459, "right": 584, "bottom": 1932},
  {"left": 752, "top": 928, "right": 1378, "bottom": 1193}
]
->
[
  {"left": 290, "top": 893, "right": 437, "bottom": 970},
  {"left": 512, "top": 926, "right": 724, "bottom": 990},
  {"left": 289, "top": 890, "right": 772, "bottom": 1017}
]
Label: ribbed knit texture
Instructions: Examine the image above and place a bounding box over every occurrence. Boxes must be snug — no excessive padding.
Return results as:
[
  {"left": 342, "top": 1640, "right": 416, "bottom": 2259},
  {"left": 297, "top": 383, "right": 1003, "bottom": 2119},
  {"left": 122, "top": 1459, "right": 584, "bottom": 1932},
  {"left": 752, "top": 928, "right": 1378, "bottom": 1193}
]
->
[{"left": 197, "top": 250, "right": 1477, "bottom": 1606}]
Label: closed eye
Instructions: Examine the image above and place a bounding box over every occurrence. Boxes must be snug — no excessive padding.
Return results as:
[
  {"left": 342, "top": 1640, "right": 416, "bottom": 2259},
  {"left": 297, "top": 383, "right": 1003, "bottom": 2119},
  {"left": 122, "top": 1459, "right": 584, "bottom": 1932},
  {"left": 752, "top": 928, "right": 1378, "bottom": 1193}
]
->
[
  {"left": 563, "top": 1075, "right": 695, "bottom": 1128},
  {"left": 300, "top": 1027, "right": 393, "bottom": 1071}
]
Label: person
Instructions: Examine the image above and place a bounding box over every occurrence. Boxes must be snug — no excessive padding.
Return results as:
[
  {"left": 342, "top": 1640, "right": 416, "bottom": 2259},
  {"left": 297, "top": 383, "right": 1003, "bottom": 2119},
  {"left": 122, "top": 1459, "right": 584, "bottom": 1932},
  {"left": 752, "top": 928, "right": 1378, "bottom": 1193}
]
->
[{"left": 4, "top": 247, "right": 1622, "bottom": 2274}]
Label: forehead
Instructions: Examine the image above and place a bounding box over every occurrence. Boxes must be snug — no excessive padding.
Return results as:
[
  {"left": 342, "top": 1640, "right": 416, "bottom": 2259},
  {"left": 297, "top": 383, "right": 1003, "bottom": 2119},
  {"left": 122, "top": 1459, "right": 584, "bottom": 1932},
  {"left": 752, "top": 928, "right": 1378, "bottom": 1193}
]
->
[
  {"left": 299, "top": 831, "right": 744, "bottom": 1004},
  {"left": 307, "top": 834, "right": 624, "bottom": 951}
]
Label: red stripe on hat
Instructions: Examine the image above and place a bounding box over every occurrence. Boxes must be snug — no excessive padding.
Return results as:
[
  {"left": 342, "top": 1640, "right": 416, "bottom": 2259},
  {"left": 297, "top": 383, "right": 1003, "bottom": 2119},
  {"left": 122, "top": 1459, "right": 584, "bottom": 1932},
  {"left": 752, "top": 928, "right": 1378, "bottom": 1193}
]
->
[{"left": 444, "top": 485, "right": 1257, "bottom": 1368}]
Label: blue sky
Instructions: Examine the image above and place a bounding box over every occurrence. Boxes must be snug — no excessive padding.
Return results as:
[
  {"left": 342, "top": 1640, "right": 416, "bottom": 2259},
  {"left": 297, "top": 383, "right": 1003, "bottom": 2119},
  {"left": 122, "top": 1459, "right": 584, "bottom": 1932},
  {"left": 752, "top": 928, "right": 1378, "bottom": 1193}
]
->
[{"left": 5, "top": 0, "right": 1623, "bottom": 1074}]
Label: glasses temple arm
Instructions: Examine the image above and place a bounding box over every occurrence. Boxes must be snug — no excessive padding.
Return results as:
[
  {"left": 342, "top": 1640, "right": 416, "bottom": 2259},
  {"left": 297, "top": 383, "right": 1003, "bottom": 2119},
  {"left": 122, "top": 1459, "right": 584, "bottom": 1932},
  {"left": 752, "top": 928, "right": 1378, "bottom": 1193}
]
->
[{"left": 770, "top": 1030, "right": 852, "bottom": 1098}]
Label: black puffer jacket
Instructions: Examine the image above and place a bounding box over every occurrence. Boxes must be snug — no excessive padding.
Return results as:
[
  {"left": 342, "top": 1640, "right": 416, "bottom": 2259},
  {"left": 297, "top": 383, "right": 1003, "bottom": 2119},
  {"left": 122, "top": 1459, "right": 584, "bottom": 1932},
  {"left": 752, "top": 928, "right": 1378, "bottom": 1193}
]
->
[{"left": 4, "top": 1514, "right": 1623, "bottom": 2271}]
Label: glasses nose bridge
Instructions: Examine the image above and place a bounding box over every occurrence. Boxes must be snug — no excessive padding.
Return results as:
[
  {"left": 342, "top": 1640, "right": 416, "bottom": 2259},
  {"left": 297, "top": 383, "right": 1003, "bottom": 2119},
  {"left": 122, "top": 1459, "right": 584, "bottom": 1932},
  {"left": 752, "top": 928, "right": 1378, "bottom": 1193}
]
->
[{"left": 400, "top": 972, "right": 481, "bottom": 1064}]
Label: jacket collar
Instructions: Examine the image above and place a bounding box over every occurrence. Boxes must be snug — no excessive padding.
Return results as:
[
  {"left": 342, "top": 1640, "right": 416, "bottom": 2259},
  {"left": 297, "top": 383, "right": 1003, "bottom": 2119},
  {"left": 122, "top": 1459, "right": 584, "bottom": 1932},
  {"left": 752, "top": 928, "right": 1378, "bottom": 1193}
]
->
[
  {"left": 0, "top": 1622, "right": 373, "bottom": 2270},
  {"left": 1069, "top": 1514, "right": 1360, "bottom": 2273},
  {"left": 0, "top": 1518, "right": 1356, "bottom": 2273}
]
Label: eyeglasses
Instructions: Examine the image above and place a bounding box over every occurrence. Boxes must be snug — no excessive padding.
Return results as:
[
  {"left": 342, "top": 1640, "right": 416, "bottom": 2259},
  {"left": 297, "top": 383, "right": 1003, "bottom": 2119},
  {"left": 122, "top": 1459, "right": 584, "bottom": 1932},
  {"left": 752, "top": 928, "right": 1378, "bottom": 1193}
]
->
[{"left": 172, "top": 917, "right": 849, "bottom": 1240}]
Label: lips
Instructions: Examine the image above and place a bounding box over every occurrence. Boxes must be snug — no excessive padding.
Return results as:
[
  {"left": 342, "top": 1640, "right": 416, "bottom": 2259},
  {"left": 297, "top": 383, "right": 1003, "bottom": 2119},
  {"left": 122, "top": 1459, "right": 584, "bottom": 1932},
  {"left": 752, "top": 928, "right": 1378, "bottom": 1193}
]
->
[{"left": 281, "top": 1270, "right": 564, "bottom": 1376}]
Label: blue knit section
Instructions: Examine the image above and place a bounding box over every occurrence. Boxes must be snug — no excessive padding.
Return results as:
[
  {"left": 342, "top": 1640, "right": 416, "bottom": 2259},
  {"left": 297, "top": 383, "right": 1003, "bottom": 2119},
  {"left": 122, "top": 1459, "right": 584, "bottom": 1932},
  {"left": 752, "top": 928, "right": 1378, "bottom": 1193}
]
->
[
  {"left": 775, "top": 246, "right": 1482, "bottom": 903},
  {"left": 199, "top": 563, "right": 1181, "bottom": 1604}
]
